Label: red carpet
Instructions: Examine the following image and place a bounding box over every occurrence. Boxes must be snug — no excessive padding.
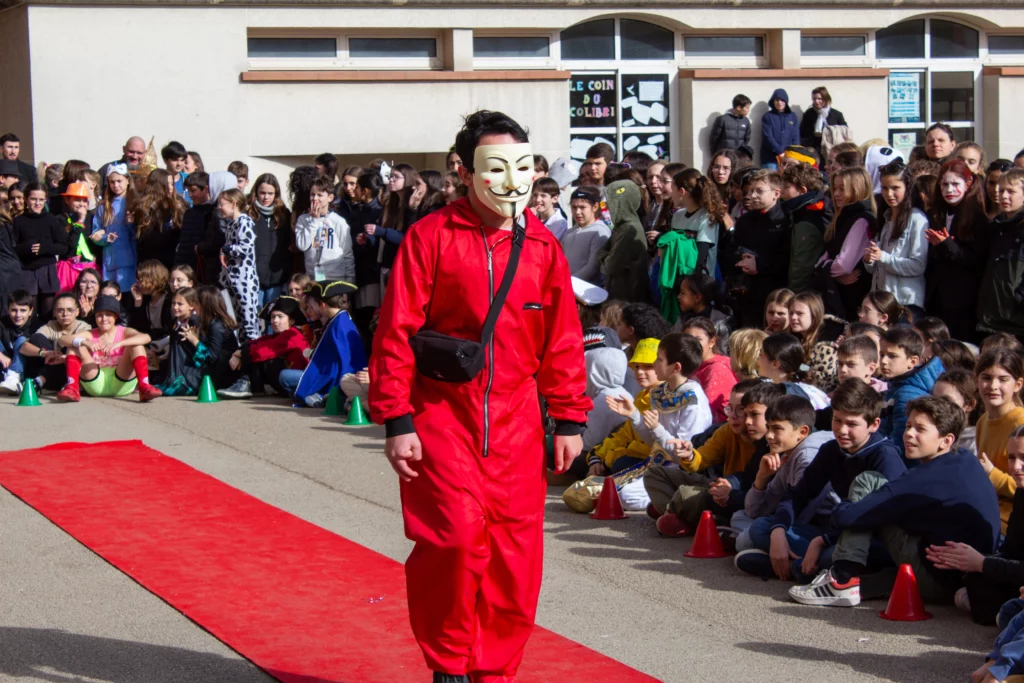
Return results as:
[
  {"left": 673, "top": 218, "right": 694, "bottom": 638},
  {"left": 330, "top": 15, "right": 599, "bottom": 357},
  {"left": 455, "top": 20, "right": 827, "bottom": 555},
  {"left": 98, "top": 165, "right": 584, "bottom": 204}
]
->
[{"left": 0, "top": 441, "right": 660, "bottom": 683}]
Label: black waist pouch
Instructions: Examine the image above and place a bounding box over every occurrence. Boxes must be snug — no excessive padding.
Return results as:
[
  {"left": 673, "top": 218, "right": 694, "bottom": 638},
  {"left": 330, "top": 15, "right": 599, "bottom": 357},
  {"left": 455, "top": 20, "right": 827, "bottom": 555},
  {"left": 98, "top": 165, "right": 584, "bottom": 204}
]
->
[{"left": 409, "top": 220, "right": 525, "bottom": 383}]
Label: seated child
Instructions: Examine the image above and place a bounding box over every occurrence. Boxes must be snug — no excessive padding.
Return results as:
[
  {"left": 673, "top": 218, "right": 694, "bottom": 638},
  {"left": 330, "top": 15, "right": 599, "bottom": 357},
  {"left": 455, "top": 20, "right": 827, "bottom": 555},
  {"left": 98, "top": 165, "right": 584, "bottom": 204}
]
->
[
  {"left": 765, "top": 379, "right": 906, "bottom": 582},
  {"left": 836, "top": 334, "right": 887, "bottom": 394},
  {"left": 758, "top": 332, "right": 831, "bottom": 409},
  {"left": 585, "top": 338, "right": 663, "bottom": 478},
  {"left": 0, "top": 289, "right": 36, "bottom": 394},
  {"left": 929, "top": 425, "right": 1024, "bottom": 625},
  {"left": 643, "top": 378, "right": 766, "bottom": 537},
  {"left": 933, "top": 368, "right": 980, "bottom": 455},
  {"left": 970, "top": 594, "right": 1024, "bottom": 683},
  {"left": 157, "top": 286, "right": 239, "bottom": 396},
  {"left": 279, "top": 280, "right": 368, "bottom": 407},
  {"left": 674, "top": 272, "right": 730, "bottom": 331},
  {"left": 728, "top": 328, "right": 767, "bottom": 381},
  {"left": 55, "top": 294, "right": 162, "bottom": 402},
  {"left": 680, "top": 316, "right": 737, "bottom": 423},
  {"left": 19, "top": 292, "right": 91, "bottom": 392},
  {"left": 218, "top": 295, "right": 310, "bottom": 399},
  {"left": 580, "top": 344, "right": 629, "bottom": 461},
  {"left": 880, "top": 326, "right": 945, "bottom": 462},
  {"left": 607, "top": 332, "right": 713, "bottom": 457},
  {"left": 340, "top": 368, "right": 370, "bottom": 410},
  {"left": 733, "top": 393, "right": 837, "bottom": 576},
  {"left": 790, "top": 395, "right": 999, "bottom": 608}
]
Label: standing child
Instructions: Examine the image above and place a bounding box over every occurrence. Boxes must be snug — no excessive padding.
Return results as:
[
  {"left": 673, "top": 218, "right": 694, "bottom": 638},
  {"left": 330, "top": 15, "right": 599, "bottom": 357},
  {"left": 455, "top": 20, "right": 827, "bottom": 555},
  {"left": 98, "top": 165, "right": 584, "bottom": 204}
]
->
[
  {"left": 601, "top": 179, "right": 650, "bottom": 303},
  {"left": 560, "top": 186, "right": 610, "bottom": 284},
  {"left": 667, "top": 169, "right": 727, "bottom": 280},
  {"left": 248, "top": 173, "right": 293, "bottom": 307},
  {"left": 856, "top": 291, "right": 906, "bottom": 330},
  {"left": 55, "top": 294, "right": 161, "bottom": 402},
  {"left": 442, "top": 171, "right": 467, "bottom": 207},
  {"left": 780, "top": 164, "right": 826, "bottom": 293},
  {"left": 975, "top": 349, "right": 1024, "bottom": 534},
  {"left": 709, "top": 94, "right": 753, "bottom": 153},
  {"left": 530, "top": 177, "right": 567, "bottom": 240},
  {"left": 819, "top": 167, "right": 877, "bottom": 320},
  {"left": 760, "top": 89, "right": 800, "bottom": 169},
  {"left": 56, "top": 182, "right": 97, "bottom": 292},
  {"left": 217, "top": 188, "right": 260, "bottom": 342},
  {"left": 978, "top": 169, "right": 1024, "bottom": 341},
  {"left": 675, "top": 272, "right": 728, "bottom": 330},
  {"left": 879, "top": 326, "right": 945, "bottom": 462},
  {"left": 90, "top": 165, "right": 137, "bottom": 291},
  {"left": 13, "top": 182, "right": 67, "bottom": 319},
  {"left": 295, "top": 177, "right": 355, "bottom": 284},
  {"left": 863, "top": 160, "right": 929, "bottom": 309}
]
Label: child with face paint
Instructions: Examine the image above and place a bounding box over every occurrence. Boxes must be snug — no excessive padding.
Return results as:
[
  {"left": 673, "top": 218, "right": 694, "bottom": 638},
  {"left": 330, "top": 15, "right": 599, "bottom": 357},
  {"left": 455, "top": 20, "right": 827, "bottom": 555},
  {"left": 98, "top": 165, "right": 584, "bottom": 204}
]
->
[
  {"left": 924, "top": 159, "right": 989, "bottom": 342},
  {"left": 369, "top": 110, "right": 589, "bottom": 683}
]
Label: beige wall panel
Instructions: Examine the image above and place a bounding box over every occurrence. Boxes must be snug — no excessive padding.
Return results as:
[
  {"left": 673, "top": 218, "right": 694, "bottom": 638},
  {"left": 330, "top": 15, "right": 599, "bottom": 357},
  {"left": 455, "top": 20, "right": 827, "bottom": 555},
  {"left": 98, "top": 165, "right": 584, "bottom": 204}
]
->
[{"left": 0, "top": 6, "right": 34, "bottom": 162}]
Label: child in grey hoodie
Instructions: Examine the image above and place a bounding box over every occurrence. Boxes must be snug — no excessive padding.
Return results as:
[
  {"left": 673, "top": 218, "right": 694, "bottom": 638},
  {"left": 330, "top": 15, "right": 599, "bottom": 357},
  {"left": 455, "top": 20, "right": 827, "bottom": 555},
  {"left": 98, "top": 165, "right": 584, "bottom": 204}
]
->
[
  {"left": 582, "top": 345, "right": 629, "bottom": 454},
  {"left": 561, "top": 186, "right": 610, "bottom": 285}
]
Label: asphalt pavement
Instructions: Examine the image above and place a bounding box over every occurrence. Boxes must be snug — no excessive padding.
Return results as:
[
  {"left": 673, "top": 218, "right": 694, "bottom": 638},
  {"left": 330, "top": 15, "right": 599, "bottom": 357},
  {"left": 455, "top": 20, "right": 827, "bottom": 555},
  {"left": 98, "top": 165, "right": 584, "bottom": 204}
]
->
[{"left": 0, "top": 395, "right": 996, "bottom": 683}]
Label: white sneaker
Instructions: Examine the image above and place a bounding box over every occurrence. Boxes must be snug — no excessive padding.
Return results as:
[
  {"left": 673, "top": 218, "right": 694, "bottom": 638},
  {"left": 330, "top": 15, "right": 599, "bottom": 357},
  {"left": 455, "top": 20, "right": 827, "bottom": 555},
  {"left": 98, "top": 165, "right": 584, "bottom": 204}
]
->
[
  {"left": 955, "top": 586, "right": 971, "bottom": 612},
  {"left": 0, "top": 371, "right": 22, "bottom": 395},
  {"left": 789, "top": 568, "right": 861, "bottom": 607}
]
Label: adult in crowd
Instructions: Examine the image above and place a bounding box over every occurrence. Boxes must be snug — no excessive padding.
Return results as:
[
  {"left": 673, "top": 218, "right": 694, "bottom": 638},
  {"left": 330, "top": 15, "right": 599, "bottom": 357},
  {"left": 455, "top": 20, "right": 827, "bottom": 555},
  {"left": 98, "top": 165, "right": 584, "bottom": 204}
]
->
[
  {"left": 0, "top": 133, "right": 38, "bottom": 184},
  {"left": 925, "top": 123, "right": 957, "bottom": 164},
  {"left": 370, "top": 110, "right": 589, "bottom": 683},
  {"left": 99, "top": 136, "right": 147, "bottom": 192},
  {"left": 800, "top": 87, "right": 847, "bottom": 151}
]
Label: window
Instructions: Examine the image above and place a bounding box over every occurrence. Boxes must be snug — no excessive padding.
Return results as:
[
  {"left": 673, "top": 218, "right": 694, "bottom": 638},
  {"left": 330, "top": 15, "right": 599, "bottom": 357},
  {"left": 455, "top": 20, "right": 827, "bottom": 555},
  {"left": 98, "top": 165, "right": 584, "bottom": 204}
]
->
[
  {"left": 931, "top": 19, "right": 978, "bottom": 59},
  {"left": 348, "top": 38, "right": 436, "bottom": 59},
  {"left": 569, "top": 71, "right": 672, "bottom": 161},
  {"left": 620, "top": 19, "right": 674, "bottom": 60},
  {"left": 876, "top": 20, "right": 925, "bottom": 59},
  {"left": 801, "top": 35, "right": 866, "bottom": 57},
  {"left": 247, "top": 38, "right": 337, "bottom": 59},
  {"left": 989, "top": 35, "right": 1024, "bottom": 55},
  {"left": 560, "top": 19, "right": 615, "bottom": 60},
  {"left": 473, "top": 36, "right": 550, "bottom": 58},
  {"left": 684, "top": 36, "right": 764, "bottom": 57}
]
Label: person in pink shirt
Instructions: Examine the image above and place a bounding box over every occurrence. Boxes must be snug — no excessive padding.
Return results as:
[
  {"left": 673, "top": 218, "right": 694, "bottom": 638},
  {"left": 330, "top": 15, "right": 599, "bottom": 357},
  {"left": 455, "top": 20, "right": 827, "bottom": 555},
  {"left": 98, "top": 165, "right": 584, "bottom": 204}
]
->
[
  {"left": 819, "top": 167, "right": 877, "bottom": 320},
  {"left": 680, "top": 316, "right": 737, "bottom": 422}
]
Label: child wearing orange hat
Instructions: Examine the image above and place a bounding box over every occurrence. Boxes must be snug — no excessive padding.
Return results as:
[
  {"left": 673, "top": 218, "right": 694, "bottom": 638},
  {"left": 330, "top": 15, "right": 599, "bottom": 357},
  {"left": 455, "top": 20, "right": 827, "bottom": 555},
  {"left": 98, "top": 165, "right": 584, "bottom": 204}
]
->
[{"left": 56, "top": 182, "right": 97, "bottom": 291}]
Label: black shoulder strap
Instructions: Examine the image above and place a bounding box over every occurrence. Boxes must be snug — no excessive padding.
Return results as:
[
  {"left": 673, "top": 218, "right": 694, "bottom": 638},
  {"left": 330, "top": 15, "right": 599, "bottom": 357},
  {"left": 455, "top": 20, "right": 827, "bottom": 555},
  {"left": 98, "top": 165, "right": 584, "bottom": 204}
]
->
[{"left": 480, "top": 215, "right": 527, "bottom": 345}]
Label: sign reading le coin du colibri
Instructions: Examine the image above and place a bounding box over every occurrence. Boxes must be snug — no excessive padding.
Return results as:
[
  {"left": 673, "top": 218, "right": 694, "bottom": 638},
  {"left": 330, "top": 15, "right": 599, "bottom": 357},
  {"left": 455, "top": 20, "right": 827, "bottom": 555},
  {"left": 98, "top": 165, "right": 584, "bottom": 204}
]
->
[{"left": 570, "top": 77, "right": 617, "bottom": 127}]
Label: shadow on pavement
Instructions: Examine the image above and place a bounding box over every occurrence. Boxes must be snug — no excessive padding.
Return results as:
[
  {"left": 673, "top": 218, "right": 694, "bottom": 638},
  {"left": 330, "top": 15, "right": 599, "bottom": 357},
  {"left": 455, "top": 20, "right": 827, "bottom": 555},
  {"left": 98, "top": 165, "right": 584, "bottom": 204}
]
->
[
  {"left": 735, "top": 640, "right": 981, "bottom": 683},
  {"left": 0, "top": 627, "right": 272, "bottom": 683}
]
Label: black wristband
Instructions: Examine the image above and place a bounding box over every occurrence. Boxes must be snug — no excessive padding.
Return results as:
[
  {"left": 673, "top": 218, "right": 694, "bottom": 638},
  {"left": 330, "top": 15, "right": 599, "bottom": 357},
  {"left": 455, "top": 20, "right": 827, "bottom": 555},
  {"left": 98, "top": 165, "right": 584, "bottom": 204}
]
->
[
  {"left": 554, "top": 420, "right": 587, "bottom": 437},
  {"left": 385, "top": 414, "right": 415, "bottom": 437}
]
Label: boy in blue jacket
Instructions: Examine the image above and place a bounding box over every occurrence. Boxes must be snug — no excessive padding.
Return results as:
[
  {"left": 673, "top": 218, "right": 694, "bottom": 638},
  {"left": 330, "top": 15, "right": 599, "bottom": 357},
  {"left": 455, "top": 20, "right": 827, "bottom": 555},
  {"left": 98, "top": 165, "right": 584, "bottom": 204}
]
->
[
  {"left": 759, "top": 89, "right": 800, "bottom": 169},
  {"left": 278, "top": 280, "right": 367, "bottom": 407},
  {"left": 879, "top": 326, "right": 945, "bottom": 463},
  {"left": 767, "top": 378, "right": 906, "bottom": 582},
  {"left": 790, "top": 395, "right": 1001, "bottom": 608}
]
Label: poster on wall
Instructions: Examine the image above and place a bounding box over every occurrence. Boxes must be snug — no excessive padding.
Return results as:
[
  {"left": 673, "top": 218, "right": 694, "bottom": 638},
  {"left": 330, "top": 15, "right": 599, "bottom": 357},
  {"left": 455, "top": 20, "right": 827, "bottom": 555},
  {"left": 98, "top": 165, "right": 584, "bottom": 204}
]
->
[
  {"left": 889, "top": 72, "right": 922, "bottom": 124},
  {"left": 622, "top": 132, "right": 670, "bottom": 160},
  {"left": 620, "top": 74, "right": 670, "bottom": 128},
  {"left": 570, "top": 73, "right": 617, "bottom": 128},
  {"left": 569, "top": 134, "right": 617, "bottom": 161}
]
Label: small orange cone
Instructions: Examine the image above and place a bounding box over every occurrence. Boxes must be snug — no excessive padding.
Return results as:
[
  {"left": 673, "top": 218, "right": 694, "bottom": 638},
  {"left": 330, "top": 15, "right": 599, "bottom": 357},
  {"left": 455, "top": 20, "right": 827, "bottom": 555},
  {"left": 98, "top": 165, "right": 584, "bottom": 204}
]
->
[
  {"left": 589, "top": 476, "right": 627, "bottom": 520},
  {"left": 684, "top": 510, "right": 729, "bottom": 558},
  {"left": 879, "top": 564, "right": 932, "bottom": 621}
]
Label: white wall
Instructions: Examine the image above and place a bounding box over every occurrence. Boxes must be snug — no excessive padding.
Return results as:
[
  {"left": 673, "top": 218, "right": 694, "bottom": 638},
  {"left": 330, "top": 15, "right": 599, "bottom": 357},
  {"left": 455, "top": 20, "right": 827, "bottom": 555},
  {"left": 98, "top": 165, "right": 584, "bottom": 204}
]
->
[
  {"left": 681, "top": 76, "right": 889, "bottom": 169},
  {"left": 987, "top": 75, "right": 1024, "bottom": 160}
]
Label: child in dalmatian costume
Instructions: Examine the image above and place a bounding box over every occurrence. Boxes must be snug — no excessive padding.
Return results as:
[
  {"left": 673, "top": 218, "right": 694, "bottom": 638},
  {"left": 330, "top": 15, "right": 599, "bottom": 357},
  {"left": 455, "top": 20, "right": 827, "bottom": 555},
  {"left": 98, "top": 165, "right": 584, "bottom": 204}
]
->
[{"left": 217, "top": 190, "right": 261, "bottom": 342}]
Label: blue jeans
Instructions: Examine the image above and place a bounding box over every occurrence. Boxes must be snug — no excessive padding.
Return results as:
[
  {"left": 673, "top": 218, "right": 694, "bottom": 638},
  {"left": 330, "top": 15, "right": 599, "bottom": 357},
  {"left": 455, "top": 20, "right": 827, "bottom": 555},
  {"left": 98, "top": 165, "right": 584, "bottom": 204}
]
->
[
  {"left": 761, "top": 162, "right": 779, "bottom": 170},
  {"left": 278, "top": 368, "right": 303, "bottom": 397},
  {"left": 258, "top": 285, "right": 283, "bottom": 308},
  {"left": 4, "top": 335, "right": 26, "bottom": 375},
  {"left": 748, "top": 516, "right": 825, "bottom": 559}
]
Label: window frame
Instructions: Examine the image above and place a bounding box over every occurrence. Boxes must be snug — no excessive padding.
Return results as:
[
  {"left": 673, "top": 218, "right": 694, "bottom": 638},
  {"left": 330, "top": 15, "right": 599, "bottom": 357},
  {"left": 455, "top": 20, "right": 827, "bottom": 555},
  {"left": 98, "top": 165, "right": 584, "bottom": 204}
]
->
[
  {"left": 985, "top": 32, "right": 1024, "bottom": 65},
  {"left": 472, "top": 30, "right": 559, "bottom": 70},
  {"left": 246, "top": 29, "right": 342, "bottom": 71},
  {"left": 245, "top": 30, "right": 442, "bottom": 70},
  {"left": 679, "top": 34, "right": 769, "bottom": 68},
  {"left": 799, "top": 32, "right": 871, "bottom": 67},
  {"left": 342, "top": 34, "right": 442, "bottom": 69}
]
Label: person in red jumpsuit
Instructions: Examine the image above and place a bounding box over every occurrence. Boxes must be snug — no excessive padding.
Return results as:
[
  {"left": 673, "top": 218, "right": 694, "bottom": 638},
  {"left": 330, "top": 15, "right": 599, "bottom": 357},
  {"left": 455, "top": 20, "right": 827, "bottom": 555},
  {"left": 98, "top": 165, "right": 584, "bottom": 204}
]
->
[{"left": 369, "top": 110, "right": 591, "bottom": 683}]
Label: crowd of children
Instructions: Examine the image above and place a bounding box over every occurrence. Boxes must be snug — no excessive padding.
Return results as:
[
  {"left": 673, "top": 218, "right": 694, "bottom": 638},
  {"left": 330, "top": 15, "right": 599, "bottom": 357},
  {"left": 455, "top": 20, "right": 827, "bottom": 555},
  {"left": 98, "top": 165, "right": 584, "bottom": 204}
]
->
[{"left": 3, "top": 108, "right": 1024, "bottom": 678}]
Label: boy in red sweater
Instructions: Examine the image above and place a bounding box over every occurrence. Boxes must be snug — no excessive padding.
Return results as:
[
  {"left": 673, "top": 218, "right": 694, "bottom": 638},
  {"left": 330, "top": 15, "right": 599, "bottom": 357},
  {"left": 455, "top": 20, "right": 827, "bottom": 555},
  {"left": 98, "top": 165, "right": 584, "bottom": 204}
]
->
[{"left": 219, "top": 296, "right": 310, "bottom": 399}]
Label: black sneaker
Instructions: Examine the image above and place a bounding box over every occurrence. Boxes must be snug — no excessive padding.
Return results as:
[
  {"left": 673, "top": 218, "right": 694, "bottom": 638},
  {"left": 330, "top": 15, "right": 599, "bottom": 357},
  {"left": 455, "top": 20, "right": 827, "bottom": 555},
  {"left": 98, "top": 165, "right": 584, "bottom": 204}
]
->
[
  {"left": 218, "top": 378, "right": 252, "bottom": 399},
  {"left": 734, "top": 549, "right": 774, "bottom": 579}
]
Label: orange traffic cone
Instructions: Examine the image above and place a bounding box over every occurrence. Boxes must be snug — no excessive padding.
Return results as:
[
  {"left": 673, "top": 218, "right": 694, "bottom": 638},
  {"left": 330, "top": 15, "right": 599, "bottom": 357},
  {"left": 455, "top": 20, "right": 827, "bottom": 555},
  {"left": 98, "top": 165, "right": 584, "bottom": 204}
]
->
[
  {"left": 879, "top": 564, "right": 932, "bottom": 621},
  {"left": 684, "top": 510, "right": 729, "bottom": 558},
  {"left": 590, "top": 476, "right": 627, "bottom": 520}
]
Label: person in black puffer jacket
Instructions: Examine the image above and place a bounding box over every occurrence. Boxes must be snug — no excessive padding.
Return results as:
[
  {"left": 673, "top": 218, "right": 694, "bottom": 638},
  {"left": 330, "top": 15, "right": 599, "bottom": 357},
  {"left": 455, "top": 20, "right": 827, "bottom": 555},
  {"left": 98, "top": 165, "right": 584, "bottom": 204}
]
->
[
  {"left": 174, "top": 172, "right": 213, "bottom": 274},
  {"left": 248, "top": 173, "right": 293, "bottom": 306},
  {"left": 12, "top": 182, "right": 67, "bottom": 319}
]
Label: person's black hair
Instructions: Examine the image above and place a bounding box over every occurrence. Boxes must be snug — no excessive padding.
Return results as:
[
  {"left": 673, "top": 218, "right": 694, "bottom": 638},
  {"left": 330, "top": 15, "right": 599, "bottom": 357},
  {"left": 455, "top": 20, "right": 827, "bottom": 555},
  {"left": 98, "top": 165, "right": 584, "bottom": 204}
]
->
[
  {"left": 160, "top": 141, "right": 187, "bottom": 162},
  {"left": 100, "top": 280, "right": 121, "bottom": 295},
  {"left": 586, "top": 142, "right": 615, "bottom": 164},
  {"left": 930, "top": 339, "right": 976, "bottom": 372},
  {"left": 356, "top": 170, "right": 383, "bottom": 197},
  {"left": 680, "top": 272, "right": 717, "bottom": 310},
  {"left": 831, "top": 377, "right": 884, "bottom": 422},
  {"left": 926, "top": 122, "right": 956, "bottom": 146},
  {"left": 288, "top": 166, "right": 320, "bottom": 222},
  {"left": 8, "top": 289, "right": 33, "bottom": 308},
  {"left": 54, "top": 291, "right": 78, "bottom": 307},
  {"left": 21, "top": 182, "right": 47, "bottom": 212},
  {"left": 315, "top": 153, "right": 339, "bottom": 179},
  {"left": 735, "top": 145, "right": 755, "bottom": 163},
  {"left": 878, "top": 158, "right": 916, "bottom": 242},
  {"left": 321, "top": 294, "right": 348, "bottom": 310},
  {"left": 935, "top": 367, "right": 983, "bottom": 425},
  {"left": 184, "top": 171, "right": 209, "bottom": 189},
  {"left": 906, "top": 395, "right": 965, "bottom": 441},
  {"left": 838, "top": 335, "right": 879, "bottom": 365},
  {"left": 741, "top": 380, "right": 786, "bottom": 408},
  {"left": 0, "top": 133, "right": 19, "bottom": 145},
  {"left": 622, "top": 302, "right": 671, "bottom": 341},
  {"left": 883, "top": 327, "right": 925, "bottom": 359},
  {"left": 622, "top": 151, "right": 654, "bottom": 177},
  {"left": 732, "top": 377, "right": 765, "bottom": 397},
  {"left": 762, "top": 332, "right": 807, "bottom": 380},
  {"left": 419, "top": 169, "right": 444, "bottom": 194},
  {"left": 534, "top": 154, "right": 549, "bottom": 174},
  {"left": 845, "top": 321, "right": 885, "bottom": 339},
  {"left": 1015, "top": 149, "right": 1024, "bottom": 163},
  {"left": 533, "top": 177, "right": 560, "bottom": 196},
  {"left": 766, "top": 393, "right": 815, "bottom": 429},
  {"left": 570, "top": 186, "right": 602, "bottom": 205},
  {"left": 732, "top": 94, "right": 752, "bottom": 109},
  {"left": 913, "top": 316, "right": 950, "bottom": 343},
  {"left": 989, "top": 159, "right": 1015, "bottom": 174},
  {"left": 659, "top": 332, "right": 703, "bottom": 376},
  {"left": 680, "top": 316, "right": 722, "bottom": 355},
  {"left": 454, "top": 110, "right": 529, "bottom": 174}
]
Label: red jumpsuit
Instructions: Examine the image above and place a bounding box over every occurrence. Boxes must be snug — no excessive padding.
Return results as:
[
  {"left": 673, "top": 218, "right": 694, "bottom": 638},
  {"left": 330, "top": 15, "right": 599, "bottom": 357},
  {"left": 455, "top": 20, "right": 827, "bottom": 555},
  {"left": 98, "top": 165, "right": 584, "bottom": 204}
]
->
[{"left": 369, "top": 198, "right": 590, "bottom": 682}]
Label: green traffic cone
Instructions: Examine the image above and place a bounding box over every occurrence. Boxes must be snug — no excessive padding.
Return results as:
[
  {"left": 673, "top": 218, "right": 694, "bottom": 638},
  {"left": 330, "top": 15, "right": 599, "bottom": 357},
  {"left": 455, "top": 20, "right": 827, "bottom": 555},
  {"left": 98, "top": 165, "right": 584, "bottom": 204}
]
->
[
  {"left": 17, "top": 380, "right": 40, "bottom": 407},
  {"left": 322, "top": 385, "right": 345, "bottom": 416},
  {"left": 196, "top": 375, "right": 219, "bottom": 403},
  {"left": 344, "top": 395, "right": 372, "bottom": 426}
]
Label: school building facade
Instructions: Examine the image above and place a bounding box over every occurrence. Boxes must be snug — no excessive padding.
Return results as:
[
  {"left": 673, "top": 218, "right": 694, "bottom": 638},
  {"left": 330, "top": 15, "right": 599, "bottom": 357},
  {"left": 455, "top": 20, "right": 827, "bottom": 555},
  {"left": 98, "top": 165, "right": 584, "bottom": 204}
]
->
[{"left": 2, "top": 0, "right": 1024, "bottom": 181}]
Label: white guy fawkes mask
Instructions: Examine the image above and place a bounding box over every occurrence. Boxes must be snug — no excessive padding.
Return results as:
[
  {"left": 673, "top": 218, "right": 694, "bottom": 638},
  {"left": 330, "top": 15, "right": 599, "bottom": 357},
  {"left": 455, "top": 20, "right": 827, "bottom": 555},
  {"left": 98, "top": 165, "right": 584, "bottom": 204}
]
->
[{"left": 472, "top": 143, "right": 535, "bottom": 219}]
